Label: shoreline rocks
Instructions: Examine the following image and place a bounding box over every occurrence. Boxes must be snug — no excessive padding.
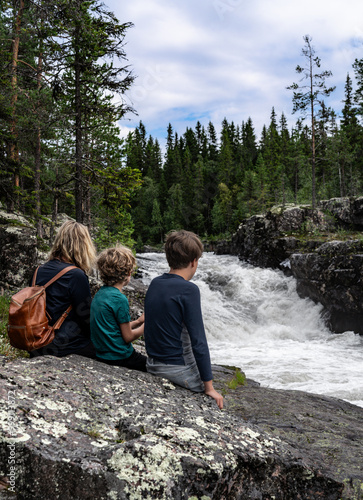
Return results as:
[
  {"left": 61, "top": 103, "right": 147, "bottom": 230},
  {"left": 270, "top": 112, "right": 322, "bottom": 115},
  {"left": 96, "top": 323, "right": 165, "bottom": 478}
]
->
[
  {"left": 290, "top": 241, "right": 363, "bottom": 333},
  {"left": 216, "top": 198, "right": 363, "bottom": 334}
]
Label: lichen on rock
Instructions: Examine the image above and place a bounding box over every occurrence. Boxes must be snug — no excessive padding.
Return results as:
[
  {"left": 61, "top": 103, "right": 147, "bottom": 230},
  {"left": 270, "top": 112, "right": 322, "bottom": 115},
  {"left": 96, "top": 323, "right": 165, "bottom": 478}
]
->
[{"left": 0, "top": 354, "right": 357, "bottom": 499}]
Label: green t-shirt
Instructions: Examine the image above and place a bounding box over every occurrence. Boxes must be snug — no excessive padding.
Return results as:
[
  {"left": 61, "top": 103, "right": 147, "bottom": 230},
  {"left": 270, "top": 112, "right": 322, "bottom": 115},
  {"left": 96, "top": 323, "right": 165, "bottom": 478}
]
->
[{"left": 90, "top": 286, "right": 133, "bottom": 360}]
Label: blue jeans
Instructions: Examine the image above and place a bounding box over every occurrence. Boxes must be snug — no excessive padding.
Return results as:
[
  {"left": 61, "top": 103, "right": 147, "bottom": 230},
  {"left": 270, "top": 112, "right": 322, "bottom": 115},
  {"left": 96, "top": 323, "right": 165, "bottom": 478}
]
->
[{"left": 146, "top": 327, "right": 204, "bottom": 392}]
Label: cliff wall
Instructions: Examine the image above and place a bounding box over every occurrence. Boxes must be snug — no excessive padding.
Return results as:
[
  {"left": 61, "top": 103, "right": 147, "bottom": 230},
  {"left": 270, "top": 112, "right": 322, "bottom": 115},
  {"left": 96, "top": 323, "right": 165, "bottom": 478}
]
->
[{"left": 216, "top": 198, "right": 363, "bottom": 334}]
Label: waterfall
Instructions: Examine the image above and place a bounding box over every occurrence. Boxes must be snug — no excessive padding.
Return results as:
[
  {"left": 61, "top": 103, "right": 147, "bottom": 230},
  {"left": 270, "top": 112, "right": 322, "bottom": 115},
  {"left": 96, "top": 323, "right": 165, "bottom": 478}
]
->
[{"left": 137, "top": 252, "right": 363, "bottom": 408}]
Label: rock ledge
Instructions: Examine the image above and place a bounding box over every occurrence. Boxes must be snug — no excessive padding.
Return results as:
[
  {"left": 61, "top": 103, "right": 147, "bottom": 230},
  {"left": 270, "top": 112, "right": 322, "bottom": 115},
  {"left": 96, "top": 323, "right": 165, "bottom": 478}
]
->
[{"left": 1, "top": 355, "right": 362, "bottom": 499}]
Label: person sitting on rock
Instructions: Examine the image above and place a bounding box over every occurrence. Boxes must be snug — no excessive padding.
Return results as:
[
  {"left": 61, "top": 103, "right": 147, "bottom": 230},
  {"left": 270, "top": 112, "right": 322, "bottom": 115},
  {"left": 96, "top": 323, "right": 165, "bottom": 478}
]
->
[
  {"left": 90, "top": 246, "right": 146, "bottom": 372},
  {"left": 144, "top": 230, "right": 223, "bottom": 409},
  {"left": 30, "top": 220, "right": 97, "bottom": 359}
]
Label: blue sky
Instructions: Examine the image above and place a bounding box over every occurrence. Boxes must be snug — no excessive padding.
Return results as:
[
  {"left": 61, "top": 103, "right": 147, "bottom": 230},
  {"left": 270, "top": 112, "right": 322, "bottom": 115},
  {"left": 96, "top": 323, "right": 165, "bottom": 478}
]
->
[{"left": 105, "top": 0, "right": 363, "bottom": 149}]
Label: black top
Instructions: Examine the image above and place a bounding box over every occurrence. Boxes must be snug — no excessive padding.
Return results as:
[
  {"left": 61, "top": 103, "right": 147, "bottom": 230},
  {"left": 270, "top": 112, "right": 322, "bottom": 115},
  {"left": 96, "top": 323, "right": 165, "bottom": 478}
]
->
[
  {"left": 144, "top": 273, "right": 213, "bottom": 381},
  {"left": 31, "top": 259, "right": 92, "bottom": 356}
]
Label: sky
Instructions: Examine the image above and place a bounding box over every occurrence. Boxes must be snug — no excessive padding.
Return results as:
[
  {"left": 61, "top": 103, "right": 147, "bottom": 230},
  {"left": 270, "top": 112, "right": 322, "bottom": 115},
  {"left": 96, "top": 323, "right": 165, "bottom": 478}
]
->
[{"left": 105, "top": 0, "right": 363, "bottom": 149}]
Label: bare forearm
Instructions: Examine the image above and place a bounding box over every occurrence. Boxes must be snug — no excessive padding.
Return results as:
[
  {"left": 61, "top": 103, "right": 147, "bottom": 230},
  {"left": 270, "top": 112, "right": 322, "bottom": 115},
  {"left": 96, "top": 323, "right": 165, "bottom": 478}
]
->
[
  {"left": 130, "top": 324, "right": 144, "bottom": 341},
  {"left": 203, "top": 380, "right": 214, "bottom": 392},
  {"left": 130, "top": 312, "right": 144, "bottom": 330},
  {"left": 120, "top": 322, "right": 144, "bottom": 343}
]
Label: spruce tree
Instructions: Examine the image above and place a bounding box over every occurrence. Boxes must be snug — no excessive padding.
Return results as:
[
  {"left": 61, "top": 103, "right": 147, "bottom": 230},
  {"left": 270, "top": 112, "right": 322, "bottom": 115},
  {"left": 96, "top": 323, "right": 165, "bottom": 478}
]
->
[
  {"left": 341, "top": 73, "right": 360, "bottom": 144},
  {"left": 342, "top": 71, "right": 362, "bottom": 183},
  {"left": 207, "top": 121, "right": 218, "bottom": 161},
  {"left": 287, "top": 35, "right": 335, "bottom": 209},
  {"left": 49, "top": 0, "right": 135, "bottom": 222}
]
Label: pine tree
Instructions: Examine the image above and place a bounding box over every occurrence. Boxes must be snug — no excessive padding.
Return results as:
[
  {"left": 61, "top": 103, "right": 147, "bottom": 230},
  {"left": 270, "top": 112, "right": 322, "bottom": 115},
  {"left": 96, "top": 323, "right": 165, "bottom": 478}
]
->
[
  {"left": 325, "top": 129, "right": 357, "bottom": 198},
  {"left": 341, "top": 73, "right": 360, "bottom": 144},
  {"left": 131, "top": 176, "right": 159, "bottom": 243},
  {"left": 287, "top": 34, "right": 335, "bottom": 209},
  {"left": 145, "top": 137, "right": 162, "bottom": 182},
  {"left": 207, "top": 121, "right": 218, "bottom": 161},
  {"left": 150, "top": 199, "right": 163, "bottom": 243},
  {"left": 342, "top": 71, "right": 363, "bottom": 184},
  {"left": 126, "top": 122, "right": 147, "bottom": 173},
  {"left": 260, "top": 108, "right": 282, "bottom": 203},
  {"left": 278, "top": 113, "right": 292, "bottom": 205},
  {"left": 163, "top": 124, "right": 182, "bottom": 188},
  {"left": 353, "top": 57, "right": 363, "bottom": 119},
  {"left": 219, "top": 123, "right": 234, "bottom": 186},
  {"left": 49, "top": 0, "right": 135, "bottom": 222},
  {"left": 315, "top": 101, "right": 336, "bottom": 197},
  {"left": 241, "top": 117, "right": 258, "bottom": 170},
  {"left": 164, "top": 183, "right": 184, "bottom": 231}
]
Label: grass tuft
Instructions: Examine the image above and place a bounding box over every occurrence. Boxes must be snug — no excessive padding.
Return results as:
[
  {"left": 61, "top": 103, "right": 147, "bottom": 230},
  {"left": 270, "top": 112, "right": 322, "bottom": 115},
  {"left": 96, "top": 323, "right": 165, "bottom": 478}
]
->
[
  {"left": 0, "top": 295, "right": 29, "bottom": 360},
  {"left": 227, "top": 368, "right": 247, "bottom": 390}
]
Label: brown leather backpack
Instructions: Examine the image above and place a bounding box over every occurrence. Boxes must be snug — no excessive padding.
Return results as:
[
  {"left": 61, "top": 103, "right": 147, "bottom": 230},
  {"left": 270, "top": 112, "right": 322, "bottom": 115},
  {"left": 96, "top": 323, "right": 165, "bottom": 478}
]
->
[{"left": 7, "top": 266, "right": 77, "bottom": 351}]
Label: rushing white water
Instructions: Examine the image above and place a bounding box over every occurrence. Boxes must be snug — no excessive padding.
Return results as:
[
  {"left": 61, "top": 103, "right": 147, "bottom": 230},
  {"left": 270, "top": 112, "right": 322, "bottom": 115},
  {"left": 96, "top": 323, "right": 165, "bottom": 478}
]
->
[{"left": 137, "top": 252, "right": 363, "bottom": 408}]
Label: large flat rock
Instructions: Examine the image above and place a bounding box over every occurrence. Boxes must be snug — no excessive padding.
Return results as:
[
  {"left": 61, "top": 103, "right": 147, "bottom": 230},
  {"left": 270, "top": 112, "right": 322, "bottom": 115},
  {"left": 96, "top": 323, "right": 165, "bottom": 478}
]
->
[
  {"left": 215, "top": 374, "right": 363, "bottom": 500},
  {"left": 1, "top": 355, "right": 362, "bottom": 499}
]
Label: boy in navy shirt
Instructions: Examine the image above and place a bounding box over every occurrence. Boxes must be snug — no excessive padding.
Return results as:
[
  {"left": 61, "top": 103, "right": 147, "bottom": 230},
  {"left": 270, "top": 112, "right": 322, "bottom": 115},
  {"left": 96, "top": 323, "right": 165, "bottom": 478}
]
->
[{"left": 144, "top": 230, "right": 223, "bottom": 409}]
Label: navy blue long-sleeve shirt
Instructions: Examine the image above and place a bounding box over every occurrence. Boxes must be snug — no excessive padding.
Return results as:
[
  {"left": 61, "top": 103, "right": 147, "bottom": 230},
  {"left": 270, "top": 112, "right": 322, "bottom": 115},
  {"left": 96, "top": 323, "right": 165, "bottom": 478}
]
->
[
  {"left": 144, "top": 273, "right": 213, "bottom": 382},
  {"left": 30, "top": 259, "right": 92, "bottom": 355}
]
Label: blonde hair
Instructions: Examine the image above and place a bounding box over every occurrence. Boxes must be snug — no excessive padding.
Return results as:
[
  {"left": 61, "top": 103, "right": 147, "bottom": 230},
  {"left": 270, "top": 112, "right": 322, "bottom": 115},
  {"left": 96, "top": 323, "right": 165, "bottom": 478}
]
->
[
  {"left": 97, "top": 246, "right": 136, "bottom": 286},
  {"left": 49, "top": 221, "right": 96, "bottom": 274},
  {"left": 165, "top": 230, "right": 203, "bottom": 270}
]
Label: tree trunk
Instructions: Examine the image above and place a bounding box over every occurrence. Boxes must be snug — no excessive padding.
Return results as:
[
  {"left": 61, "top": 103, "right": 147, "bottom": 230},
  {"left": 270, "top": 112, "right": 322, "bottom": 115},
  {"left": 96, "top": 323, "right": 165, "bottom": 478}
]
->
[
  {"left": 9, "top": 0, "right": 25, "bottom": 210},
  {"left": 50, "top": 161, "right": 59, "bottom": 242},
  {"left": 74, "top": 15, "right": 83, "bottom": 223},
  {"left": 83, "top": 123, "right": 91, "bottom": 228},
  {"left": 310, "top": 58, "right": 316, "bottom": 210},
  {"left": 340, "top": 160, "right": 346, "bottom": 198},
  {"left": 35, "top": 42, "right": 44, "bottom": 237},
  {"left": 51, "top": 194, "right": 58, "bottom": 242}
]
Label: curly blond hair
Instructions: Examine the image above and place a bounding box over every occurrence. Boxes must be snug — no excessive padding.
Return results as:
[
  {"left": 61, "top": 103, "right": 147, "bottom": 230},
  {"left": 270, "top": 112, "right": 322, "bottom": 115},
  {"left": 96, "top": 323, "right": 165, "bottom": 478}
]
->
[
  {"left": 97, "top": 246, "right": 136, "bottom": 286},
  {"left": 49, "top": 221, "right": 96, "bottom": 274}
]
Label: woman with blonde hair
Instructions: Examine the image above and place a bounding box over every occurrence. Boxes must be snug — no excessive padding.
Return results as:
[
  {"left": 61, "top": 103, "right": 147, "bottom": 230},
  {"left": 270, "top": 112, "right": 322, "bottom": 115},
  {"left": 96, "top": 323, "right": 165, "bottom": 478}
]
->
[{"left": 30, "top": 220, "right": 97, "bottom": 358}]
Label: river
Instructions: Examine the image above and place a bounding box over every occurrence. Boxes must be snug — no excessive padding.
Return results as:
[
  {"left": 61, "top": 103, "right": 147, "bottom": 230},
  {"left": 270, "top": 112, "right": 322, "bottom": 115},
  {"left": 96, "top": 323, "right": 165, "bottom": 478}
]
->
[{"left": 137, "top": 252, "right": 363, "bottom": 408}]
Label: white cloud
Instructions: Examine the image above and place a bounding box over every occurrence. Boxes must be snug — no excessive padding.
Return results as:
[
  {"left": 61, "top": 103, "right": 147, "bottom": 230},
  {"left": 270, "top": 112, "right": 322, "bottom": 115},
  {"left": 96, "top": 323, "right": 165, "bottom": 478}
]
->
[{"left": 107, "top": 0, "right": 363, "bottom": 146}]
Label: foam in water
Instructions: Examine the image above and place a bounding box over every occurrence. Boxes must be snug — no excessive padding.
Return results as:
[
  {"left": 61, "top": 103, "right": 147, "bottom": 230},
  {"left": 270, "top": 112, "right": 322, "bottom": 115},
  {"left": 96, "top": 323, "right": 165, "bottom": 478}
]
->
[{"left": 137, "top": 252, "right": 363, "bottom": 408}]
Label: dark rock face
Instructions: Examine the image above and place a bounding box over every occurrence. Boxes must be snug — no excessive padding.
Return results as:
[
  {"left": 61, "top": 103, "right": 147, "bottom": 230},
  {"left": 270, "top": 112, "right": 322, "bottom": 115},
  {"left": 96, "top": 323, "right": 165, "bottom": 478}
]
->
[
  {"left": 216, "top": 201, "right": 363, "bottom": 334},
  {"left": 123, "top": 279, "right": 148, "bottom": 320},
  {"left": 0, "top": 210, "right": 74, "bottom": 293},
  {"left": 320, "top": 197, "right": 363, "bottom": 228},
  {"left": 216, "top": 206, "right": 333, "bottom": 271},
  {"left": 2, "top": 355, "right": 362, "bottom": 499},
  {"left": 0, "top": 211, "right": 39, "bottom": 292},
  {"left": 290, "top": 241, "right": 363, "bottom": 333}
]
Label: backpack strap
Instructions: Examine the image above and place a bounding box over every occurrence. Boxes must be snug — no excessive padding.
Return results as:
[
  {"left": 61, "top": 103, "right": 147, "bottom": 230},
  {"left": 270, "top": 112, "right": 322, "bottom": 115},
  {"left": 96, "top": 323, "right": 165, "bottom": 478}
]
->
[
  {"left": 32, "top": 267, "right": 39, "bottom": 286},
  {"left": 52, "top": 304, "right": 73, "bottom": 330},
  {"left": 43, "top": 265, "right": 78, "bottom": 289},
  {"left": 32, "top": 265, "right": 78, "bottom": 288}
]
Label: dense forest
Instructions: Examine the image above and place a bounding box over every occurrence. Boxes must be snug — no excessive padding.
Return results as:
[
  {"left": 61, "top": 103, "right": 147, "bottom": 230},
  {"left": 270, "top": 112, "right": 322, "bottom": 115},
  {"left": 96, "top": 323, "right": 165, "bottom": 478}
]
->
[{"left": 1, "top": 1, "right": 363, "bottom": 249}]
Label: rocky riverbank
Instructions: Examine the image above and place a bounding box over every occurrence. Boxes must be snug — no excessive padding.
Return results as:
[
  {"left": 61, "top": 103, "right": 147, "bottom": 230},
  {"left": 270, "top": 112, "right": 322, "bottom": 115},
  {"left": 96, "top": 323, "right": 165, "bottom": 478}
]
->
[
  {"left": 1, "top": 354, "right": 362, "bottom": 499},
  {"left": 2, "top": 202, "right": 363, "bottom": 334},
  {"left": 216, "top": 197, "right": 363, "bottom": 334}
]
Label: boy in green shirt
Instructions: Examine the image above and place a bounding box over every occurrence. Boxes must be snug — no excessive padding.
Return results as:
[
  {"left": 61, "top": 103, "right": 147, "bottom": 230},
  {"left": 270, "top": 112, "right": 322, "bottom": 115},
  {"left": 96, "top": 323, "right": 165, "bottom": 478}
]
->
[{"left": 90, "top": 246, "right": 146, "bottom": 372}]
